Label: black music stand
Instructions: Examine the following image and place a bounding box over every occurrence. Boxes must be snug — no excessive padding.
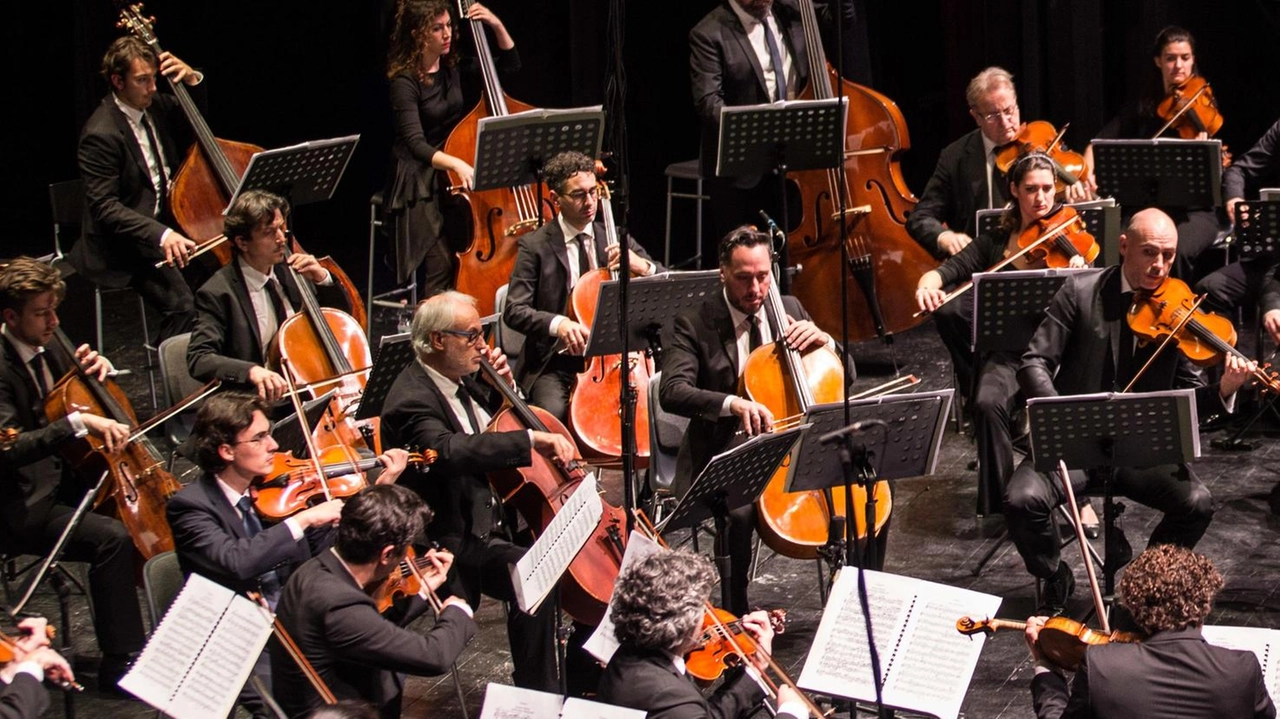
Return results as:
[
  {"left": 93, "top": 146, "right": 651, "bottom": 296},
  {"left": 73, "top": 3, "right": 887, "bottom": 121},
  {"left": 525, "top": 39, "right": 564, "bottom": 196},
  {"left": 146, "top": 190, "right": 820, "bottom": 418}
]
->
[
  {"left": 976, "top": 198, "right": 1122, "bottom": 266},
  {"left": 227, "top": 135, "right": 360, "bottom": 211},
  {"left": 271, "top": 390, "right": 338, "bottom": 459},
  {"left": 663, "top": 426, "right": 807, "bottom": 609},
  {"left": 790, "top": 390, "right": 952, "bottom": 571},
  {"left": 472, "top": 106, "right": 605, "bottom": 226},
  {"left": 583, "top": 270, "right": 723, "bottom": 364},
  {"left": 1092, "top": 139, "right": 1223, "bottom": 209},
  {"left": 716, "top": 98, "right": 847, "bottom": 293},
  {"left": 1231, "top": 200, "right": 1280, "bottom": 260},
  {"left": 354, "top": 333, "right": 416, "bottom": 423},
  {"left": 1027, "top": 389, "right": 1199, "bottom": 596}
]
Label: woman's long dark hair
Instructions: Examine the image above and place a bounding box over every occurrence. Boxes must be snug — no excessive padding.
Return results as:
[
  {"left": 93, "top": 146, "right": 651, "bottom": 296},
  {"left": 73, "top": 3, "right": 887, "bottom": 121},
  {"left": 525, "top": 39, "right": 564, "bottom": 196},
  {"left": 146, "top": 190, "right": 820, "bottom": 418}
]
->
[
  {"left": 386, "top": 0, "right": 458, "bottom": 84},
  {"left": 999, "top": 152, "right": 1058, "bottom": 234}
]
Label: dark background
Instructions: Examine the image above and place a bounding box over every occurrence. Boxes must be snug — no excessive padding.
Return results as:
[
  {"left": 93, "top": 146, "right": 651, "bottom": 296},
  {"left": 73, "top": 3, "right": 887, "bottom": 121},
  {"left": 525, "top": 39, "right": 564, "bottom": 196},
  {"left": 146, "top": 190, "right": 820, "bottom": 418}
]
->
[{"left": 7, "top": 0, "right": 1280, "bottom": 294}]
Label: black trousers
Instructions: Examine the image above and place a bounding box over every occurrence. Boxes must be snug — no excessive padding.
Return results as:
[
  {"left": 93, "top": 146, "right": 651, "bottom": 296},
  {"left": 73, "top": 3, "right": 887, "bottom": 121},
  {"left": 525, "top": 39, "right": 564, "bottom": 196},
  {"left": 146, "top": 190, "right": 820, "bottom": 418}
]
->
[
  {"left": 1169, "top": 208, "right": 1226, "bottom": 284},
  {"left": 1195, "top": 254, "right": 1277, "bottom": 314},
  {"left": 528, "top": 365, "right": 578, "bottom": 426},
  {"left": 932, "top": 298, "right": 977, "bottom": 402},
  {"left": 972, "top": 354, "right": 1021, "bottom": 516},
  {"left": 127, "top": 262, "right": 194, "bottom": 344},
  {"left": 1003, "top": 458, "right": 1213, "bottom": 579}
]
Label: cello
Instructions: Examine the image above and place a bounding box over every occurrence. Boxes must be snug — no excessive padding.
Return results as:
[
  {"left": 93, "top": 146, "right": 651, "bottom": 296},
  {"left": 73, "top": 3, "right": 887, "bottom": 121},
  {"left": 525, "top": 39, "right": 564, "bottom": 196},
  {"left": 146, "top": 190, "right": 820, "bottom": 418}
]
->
[
  {"left": 783, "top": 0, "right": 936, "bottom": 343},
  {"left": 442, "top": 0, "right": 543, "bottom": 316}
]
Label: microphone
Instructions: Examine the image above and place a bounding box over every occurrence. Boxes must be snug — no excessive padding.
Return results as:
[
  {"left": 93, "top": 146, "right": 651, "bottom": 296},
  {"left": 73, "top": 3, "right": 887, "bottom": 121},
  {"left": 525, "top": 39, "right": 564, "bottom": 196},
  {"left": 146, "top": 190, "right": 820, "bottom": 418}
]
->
[
  {"left": 818, "top": 418, "right": 888, "bottom": 445},
  {"left": 758, "top": 210, "right": 785, "bottom": 246}
]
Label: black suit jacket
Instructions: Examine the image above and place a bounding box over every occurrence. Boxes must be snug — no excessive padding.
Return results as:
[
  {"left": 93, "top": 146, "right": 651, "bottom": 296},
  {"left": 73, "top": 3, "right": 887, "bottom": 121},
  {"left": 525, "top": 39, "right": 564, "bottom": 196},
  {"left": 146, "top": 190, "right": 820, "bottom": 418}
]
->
[
  {"left": 166, "top": 473, "right": 331, "bottom": 595},
  {"left": 598, "top": 645, "right": 797, "bottom": 719},
  {"left": 659, "top": 293, "right": 809, "bottom": 496},
  {"left": 73, "top": 93, "right": 189, "bottom": 288},
  {"left": 0, "top": 674, "right": 49, "bottom": 719},
  {"left": 1018, "top": 266, "right": 1225, "bottom": 418},
  {"left": 0, "top": 337, "right": 79, "bottom": 543},
  {"left": 1031, "top": 627, "right": 1275, "bottom": 718},
  {"left": 271, "top": 550, "right": 477, "bottom": 719},
  {"left": 503, "top": 218, "right": 661, "bottom": 389},
  {"left": 187, "top": 261, "right": 350, "bottom": 387},
  {"left": 905, "top": 129, "right": 1007, "bottom": 257},
  {"left": 380, "top": 361, "right": 530, "bottom": 549}
]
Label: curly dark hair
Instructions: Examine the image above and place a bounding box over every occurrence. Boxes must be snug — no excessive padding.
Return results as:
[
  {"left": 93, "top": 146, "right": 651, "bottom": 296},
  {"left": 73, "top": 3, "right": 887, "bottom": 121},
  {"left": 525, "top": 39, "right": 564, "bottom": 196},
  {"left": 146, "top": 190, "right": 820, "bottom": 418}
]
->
[
  {"left": 1119, "top": 544, "right": 1223, "bottom": 634},
  {"left": 611, "top": 549, "right": 715, "bottom": 654},
  {"left": 0, "top": 257, "right": 65, "bottom": 315},
  {"left": 544, "top": 151, "right": 597, "bottom": 195},
  {"left": 224, "top": 189, "right": 290, "bottom": 251},
  {"left": 191, "top": 392, "right": 269, "bottom": 474},
  {"left": 718, "top": 224, "right": 772, "bottom": 267},
  {"left": 335, "top": 485, "right": 433, "bottom": 564},
  {"left": 386, "top": 0, "right": 458, "bottom": 84},
  {"left": 999, "top": 152, "right": 1058, "bottom": 234}
]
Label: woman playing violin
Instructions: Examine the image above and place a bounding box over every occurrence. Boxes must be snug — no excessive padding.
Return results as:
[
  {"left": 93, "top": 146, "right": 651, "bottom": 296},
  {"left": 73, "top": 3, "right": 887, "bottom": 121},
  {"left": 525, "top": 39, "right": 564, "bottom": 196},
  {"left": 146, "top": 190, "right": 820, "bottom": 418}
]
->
[
  {"left": 1024, "top": 545, "right": 1274, "bottom": 718},
  {"left": 598, "top": 549, "right": 804, "bottom": 719}
]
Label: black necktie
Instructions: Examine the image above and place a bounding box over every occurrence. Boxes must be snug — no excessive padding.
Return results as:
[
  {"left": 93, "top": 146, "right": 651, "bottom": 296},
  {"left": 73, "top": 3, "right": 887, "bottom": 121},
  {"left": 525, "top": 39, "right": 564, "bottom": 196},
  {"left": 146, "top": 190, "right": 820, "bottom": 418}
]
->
[
  {"left": 236, "top": 496, "right": 281, "bottom": 601},
  {"left": 762, "top": 19, "right": 788, "bottom": 102},
  {"left": 748, "top": 315, "right": 763, "bottom": 352},
  {"left": 575, "top": 233, "right": 592, "bottom": 281},
  {"left": 28, "top": 353, "right": 49, "bottom": 397},
  {"left": 140, "top": 113, "right": 168, "bottom": 202},
  {"left": 266, "top": 277, "right": 291, "bottom": 323},
  {"left": 456, "top": 384, "right": 482, "bottom": 434}
]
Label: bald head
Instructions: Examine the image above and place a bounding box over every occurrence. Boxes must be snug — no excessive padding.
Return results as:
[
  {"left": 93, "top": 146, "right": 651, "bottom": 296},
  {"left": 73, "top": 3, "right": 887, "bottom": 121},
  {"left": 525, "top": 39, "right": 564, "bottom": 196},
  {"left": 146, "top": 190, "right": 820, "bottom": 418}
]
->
[{"left": 1119, "top": 208, "right": 1178, "bottom": 292}]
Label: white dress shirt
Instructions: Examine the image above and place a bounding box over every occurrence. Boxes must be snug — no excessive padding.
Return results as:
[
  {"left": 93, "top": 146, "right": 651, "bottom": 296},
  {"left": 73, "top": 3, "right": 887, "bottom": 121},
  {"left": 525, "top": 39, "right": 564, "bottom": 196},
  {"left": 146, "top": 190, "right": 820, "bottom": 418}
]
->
[{"left": 727, "top": 0, "right": 797, "bottom": 102}]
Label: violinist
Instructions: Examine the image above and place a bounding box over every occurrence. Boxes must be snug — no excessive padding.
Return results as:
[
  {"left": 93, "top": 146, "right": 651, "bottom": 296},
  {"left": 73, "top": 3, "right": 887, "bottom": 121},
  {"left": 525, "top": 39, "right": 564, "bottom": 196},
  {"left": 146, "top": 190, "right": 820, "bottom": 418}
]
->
[
  {"left": 660, "top": 226, "right": 836, "bottom": 615},
  {"left": 915, "top": 153, "right": 1091, "bottom": 517},
  {"left": 503, "top": 151, "right": 662, "bottom": 423},
  {"left": 1006, "top": 208, "right": 1254, "bottom": 616},
  {"left": 0, "top": 617, "right": 75, "bottom": 719},
  {"left": 187, "top": 190, "right": 349, "bottom": 402},
  {"left": 380, "top": 291, "right": 568, "bottom": 692},
  {"left": 597, "top": 549, "right": 803, "bottom": 719},
  {"left": 384, "top": 0, "right": 518, "bottom": 298},
  {"left": 0, "top": 257, "right": 146, "bottom": 695},
  {"left": 72, "top": 36, "right": 200, "bottom": 344},
  {"left": 272, "top": 484, "right": 476, "bottom": 719},
  {"left": 1025, "top": 545, "right": 1274, "bottom": 718}
]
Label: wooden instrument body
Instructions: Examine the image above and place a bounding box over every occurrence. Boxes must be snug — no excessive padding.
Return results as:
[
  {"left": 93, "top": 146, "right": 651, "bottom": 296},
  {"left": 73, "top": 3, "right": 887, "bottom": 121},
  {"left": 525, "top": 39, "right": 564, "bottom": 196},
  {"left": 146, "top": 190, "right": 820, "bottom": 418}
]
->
[{"left": 270, "top": 306, "right": 374, "bottom": 451}]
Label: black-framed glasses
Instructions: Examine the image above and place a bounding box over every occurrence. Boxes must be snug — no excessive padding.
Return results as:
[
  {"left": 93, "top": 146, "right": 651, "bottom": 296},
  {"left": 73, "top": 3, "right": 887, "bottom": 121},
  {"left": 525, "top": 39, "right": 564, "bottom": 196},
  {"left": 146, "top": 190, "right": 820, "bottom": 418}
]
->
[
  {"left": 562, "top": 187, "right": 599, "bottom": 203},
  {"left": 234, "top": 430, "right": 272, "bottom": 447},
  {"left": 439, "top": 328, "right": 483, "bottom": 344}
]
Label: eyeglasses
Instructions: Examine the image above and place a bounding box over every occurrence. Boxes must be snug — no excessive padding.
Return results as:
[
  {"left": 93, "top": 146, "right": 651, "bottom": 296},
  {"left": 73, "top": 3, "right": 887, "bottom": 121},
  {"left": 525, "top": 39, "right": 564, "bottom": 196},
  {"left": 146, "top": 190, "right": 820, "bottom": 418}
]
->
[
  {"left": 234, "top": 430, "right": 272, "bottom": 447},
  {"left": 975, "top": 104, "right": 1018, "bottom": 123},
  {"left": 561, "top": 187, "right": 599, "bottom": 204},
  {"left": 439, "top": 328, "right": 484, "bottom": 344}
]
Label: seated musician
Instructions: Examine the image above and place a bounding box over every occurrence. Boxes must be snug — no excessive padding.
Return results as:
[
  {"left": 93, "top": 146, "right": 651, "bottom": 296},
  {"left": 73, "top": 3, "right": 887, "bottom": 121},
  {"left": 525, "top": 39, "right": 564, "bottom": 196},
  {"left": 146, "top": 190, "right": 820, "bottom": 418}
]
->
[
  {"left": 1006, "top": 208, "right": 1254, "bottom": 615},
  {"left": 660, "top": 226, "right": 838, "bottom": 615},
  {"left": 1025, "top": 544, "right": 1275, "bottom": 718},
  {"left": 0, "top": 257, "right": 146, "bottom": 694},
  {"left": 380, "top": 291, "right": 569, "bottom": 692},
  {"left": 72, "top": 36, "right": 200, "bottom": 344},
  {"left": 502, "top": 150, "right": 662, "bottom": 423},
  {"left": 271, "top": 484, "right": 476, "bottom": 719},
  {"left": 167, "top": 392, "right": 407, "bottom": 718},
  {"left": 915, "top": 153, "right": 1090, "bottom": 518},
  {"left": 597, "top": 548, "right": 803, "bottom": 719},
  {"left": 0, "top": 616, "right": 75, "bottom": 719},
  {"left": 187, "top": 189, "right": 349, "bottom": 402}
]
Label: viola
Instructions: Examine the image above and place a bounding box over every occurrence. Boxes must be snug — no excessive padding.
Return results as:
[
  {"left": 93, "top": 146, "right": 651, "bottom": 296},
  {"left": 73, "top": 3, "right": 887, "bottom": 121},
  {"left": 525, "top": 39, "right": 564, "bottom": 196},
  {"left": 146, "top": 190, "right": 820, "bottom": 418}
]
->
[
  {"left": 994, "top": 121, "right": 1090, "bottom": 195},
  {"left": 253, "top": 448, "right": 436, "bottom": 522},
  {"left": 685, "top": 607, "right": 787, "bottom": 683},
  {"left": 1127, "top": 276, "right": 1280, "bottom": 393},
  {"left": 956, "top": 615, "right": 1142, "bottom": 671},
  {"left": 1155, "top": 76, "right": 1224, "bottom": 140},
  {"left": 1016, "top": 205, "right": 1099, "bottom": 269}
]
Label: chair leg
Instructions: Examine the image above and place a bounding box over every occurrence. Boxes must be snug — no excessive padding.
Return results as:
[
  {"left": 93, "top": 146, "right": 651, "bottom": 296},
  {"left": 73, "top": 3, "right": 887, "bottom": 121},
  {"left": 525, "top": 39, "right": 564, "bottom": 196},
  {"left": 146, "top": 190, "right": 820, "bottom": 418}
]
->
[
  {"left": 94, "top": 286, "right": 106, "bottom": 354},
  {"left": 136, "top": 295, "right": 158, "bottom": 409}
]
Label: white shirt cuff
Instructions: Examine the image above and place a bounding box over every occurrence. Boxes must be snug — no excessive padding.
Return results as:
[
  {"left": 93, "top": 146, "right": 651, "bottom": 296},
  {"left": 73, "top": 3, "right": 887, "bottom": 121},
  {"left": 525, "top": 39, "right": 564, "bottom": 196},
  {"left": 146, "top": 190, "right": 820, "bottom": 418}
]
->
[
  {"left": 11, "top": 661, "right": 42, "bottom": 682},
  {"left": 317, "top": 270, "right": 334, "bottom": 286},
  {"left": 719, "top": 395, "right": 738, "bottom": 417},
  {"left": 160, "top": 227, "right": 173, "bottom": 246},
  {"left": 549, "top": 315, "right": 569, "bottom": 336},
  {"left": 443, "top": 600, "right": 474, "bottom": 619},
  {"left": 777, "top": 700, "right": 807, "bottom": 717},
  {"left": 283, "top": 517, "right": 305, "bottom": 542},
  {"left": 67, "top": 411, "right": 88, "bottom": 438}
]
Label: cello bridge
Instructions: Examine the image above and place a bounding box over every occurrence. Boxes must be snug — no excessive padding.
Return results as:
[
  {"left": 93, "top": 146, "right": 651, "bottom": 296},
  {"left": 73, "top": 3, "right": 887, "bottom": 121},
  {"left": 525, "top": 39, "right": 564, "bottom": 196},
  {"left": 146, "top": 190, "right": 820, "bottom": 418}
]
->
[
  {"left": 505, "top": 219, "right": 539, "bottom": 237},
  {"left": 829, "top": 205, "right": 873, "bottom": 222}
]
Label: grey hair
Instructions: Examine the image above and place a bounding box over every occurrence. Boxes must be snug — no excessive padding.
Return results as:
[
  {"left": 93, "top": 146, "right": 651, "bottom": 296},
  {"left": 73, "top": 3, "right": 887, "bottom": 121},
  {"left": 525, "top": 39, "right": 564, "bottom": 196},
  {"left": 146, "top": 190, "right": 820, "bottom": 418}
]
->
[
  {"left": 966, "top": 66, "right": 1016, "bottom": 109},
  {"left": 611, "top": 549, "right": 716, "bottom": 654},
  {"left": 410, "top": 291, "right": 476, "bottom": 360}
]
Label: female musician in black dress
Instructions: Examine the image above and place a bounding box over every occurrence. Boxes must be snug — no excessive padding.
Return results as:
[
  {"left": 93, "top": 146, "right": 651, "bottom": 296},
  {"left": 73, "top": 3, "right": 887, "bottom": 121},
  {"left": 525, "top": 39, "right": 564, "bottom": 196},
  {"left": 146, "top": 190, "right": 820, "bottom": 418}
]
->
[{"left": 384, "top": 0, "right": 518, "bottom": 298}]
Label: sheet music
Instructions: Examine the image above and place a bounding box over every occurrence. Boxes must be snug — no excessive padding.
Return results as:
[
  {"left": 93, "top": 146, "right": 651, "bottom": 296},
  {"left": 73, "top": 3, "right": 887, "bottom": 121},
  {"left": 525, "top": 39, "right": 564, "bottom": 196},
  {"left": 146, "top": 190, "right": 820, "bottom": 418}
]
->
[
  {"left": 479, "top": 683, "right": 645, "bottom": 719},
  {"left": 1201, "top": 624, "right": 1280, "bottom": 701},
  {"left": 798, "top": 569, "right": 1000, "bottom": 719},
  {"left": 511, "top": 473, "right": 604, "bottom": 614},
  {"left": 583, "top": 530, "right": 662, "bottom": 664},
  {"left": 119, "top": 573, "right": 274, "bottom": 719},
  {"left": 560, "top": 696, "right": 646, "bottom": 719}
]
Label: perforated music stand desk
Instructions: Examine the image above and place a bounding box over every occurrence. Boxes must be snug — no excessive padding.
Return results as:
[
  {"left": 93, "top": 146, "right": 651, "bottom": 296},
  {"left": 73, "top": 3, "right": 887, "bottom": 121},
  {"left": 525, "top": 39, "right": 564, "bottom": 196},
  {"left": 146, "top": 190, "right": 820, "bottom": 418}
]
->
[
  {"left": 976, "top": 198, "right": 1122, "bottom": 266},
  {"left": 1026, "top": 390, "right": 1200, "bottom": 472},
  {"left": 227, "top": 135, "right": 360, "bottom": 211},
  {"left": 583, "top": 270, "right": 723, "bottom": 358},
  {"left": 1231, "top": 200, "right": 1280, "bottom": 260},
  {"left": 715, "top": 98, "right": 847, "bottom": 178},
  {"left": 1092, "top": 139, "right": 1223, "bottom": 209},
  {"left": 471, "top": 106, "right": 605, "bottom": 193},
  {"left": 272, "top": 390, "right": 339, "bottom": 459},
  {"left": 354, "top": 333, "right": 416, "bottom": 422},
  {"left": 970, "top": 268, "right": 1097, "bottom": 353}
]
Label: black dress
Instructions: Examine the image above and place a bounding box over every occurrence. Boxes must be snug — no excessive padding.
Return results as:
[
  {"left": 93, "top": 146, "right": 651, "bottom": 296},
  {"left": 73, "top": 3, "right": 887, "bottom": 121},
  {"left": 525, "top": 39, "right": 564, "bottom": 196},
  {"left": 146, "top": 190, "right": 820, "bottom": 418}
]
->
[{"left": 385, "top": 48, "right": 519, "bottom": 293}]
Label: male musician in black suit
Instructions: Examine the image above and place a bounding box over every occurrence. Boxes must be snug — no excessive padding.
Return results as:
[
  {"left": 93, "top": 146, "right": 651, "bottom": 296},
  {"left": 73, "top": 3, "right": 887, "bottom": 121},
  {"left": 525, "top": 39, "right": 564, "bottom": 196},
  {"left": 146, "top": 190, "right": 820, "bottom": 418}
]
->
[
  {"left": 1006, "top": 208, "right": 1253, "bottom": 614},
  {"left": 660, "top": 226, "right": 838, "bottom": 614},
  {"left": 187, "top": 190, "right": 348, "bottom": 402},
  {"left": 0, "top": 258, "right": 146, "bottom": 693},
  {"left": 1026, "top": 544, "right": 1275, "bottom": 718},
  {"left": 598, "top": 549, "right": 803, "bottom": 719},
  {"left": 73, "top": 36, "right": 201, "bottom": 344},
  {"left": 272, "top": 484, "right": 476, "bottom": 719},
  {"left": 381, "top": 291, "right": 570, "bottom": 692},
  {"left": 503, "top": 150, "right": 662, "bottom": 423}
]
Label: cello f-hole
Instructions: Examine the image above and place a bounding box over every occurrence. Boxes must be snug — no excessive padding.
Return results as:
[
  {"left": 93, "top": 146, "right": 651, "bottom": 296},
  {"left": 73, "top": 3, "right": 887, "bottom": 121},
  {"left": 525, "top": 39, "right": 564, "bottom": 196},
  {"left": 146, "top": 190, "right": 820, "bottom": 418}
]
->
[
  {"left": 865, "top": 179, "right": 910, "bottom": 225},
  {"left": 478, "top": 207, "right": 503, "bottom": 261}
]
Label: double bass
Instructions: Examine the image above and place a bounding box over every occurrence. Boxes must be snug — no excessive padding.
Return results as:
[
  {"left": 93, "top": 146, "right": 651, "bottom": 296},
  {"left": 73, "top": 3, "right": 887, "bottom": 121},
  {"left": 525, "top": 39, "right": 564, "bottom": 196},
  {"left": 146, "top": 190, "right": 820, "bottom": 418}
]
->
[
  {"left": 784, "top": 0, "right": 937, "bottom": 343},
  {"left": 443, "top": 0, "right": 542, "bottom": 316}
]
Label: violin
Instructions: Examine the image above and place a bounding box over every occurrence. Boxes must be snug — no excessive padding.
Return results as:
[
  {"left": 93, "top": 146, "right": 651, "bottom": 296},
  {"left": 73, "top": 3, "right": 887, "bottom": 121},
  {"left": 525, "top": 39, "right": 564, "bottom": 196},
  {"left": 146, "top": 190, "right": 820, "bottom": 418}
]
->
[
  {"left": 1155, "top": 76, "right": 1224, "bottom": 140},
  {"left": 994, "top": 121, "right": 1090, "bottom": 195},
  {"left": 252, "top": 448, "right": 436, "bottom": 522},
  {"left": 685, "top": 607, "right": 787, "bottom": 683},
  {"left": 1127, "top": 276, "right": 1280, "bottom": 393},
  {"left": 955, "top": 615, "right": 1141, "bottom": 671},
  {"left": 0, "top": 625, "right": 82, "bottom": 692},
  {"left": 372, "top": 545, "right": 449, "bottom": 614}
]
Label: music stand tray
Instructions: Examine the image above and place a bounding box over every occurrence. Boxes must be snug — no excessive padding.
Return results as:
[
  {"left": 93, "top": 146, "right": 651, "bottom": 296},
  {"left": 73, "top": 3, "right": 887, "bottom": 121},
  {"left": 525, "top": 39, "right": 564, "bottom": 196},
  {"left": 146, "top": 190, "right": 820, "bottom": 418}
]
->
[
  {"left": 1092, "top": 139, "right": 1223, "bottom": 209},
  {"left": 354, "top": 333, "right": 417, "bottom": 422},
  {"left": 1232, "top": 200, "right": 1280, "bottom": 260},
  {"left": 970, "top": 268, "right": 1097, "bottom": 353},
  {"left": 1026, "top": 389, "right": 1199, "bottom": 473},
  {"left": 472, "top": 106, "right": 605, "bottom": 192},
  {"left": 583, "top": 270, "right": 723, "bottom": 358},
  {"left": 715, "top": 98, "right": 848, "bottom": 179},
  {"left": 227, "top": 135, "right": 360, "bottom": 211}
]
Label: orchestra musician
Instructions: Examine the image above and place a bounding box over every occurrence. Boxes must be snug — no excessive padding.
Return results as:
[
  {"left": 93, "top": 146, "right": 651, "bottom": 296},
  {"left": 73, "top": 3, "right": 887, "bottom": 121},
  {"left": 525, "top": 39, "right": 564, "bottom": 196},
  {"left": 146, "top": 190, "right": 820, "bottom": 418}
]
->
[
  {"left": 0, "top": 258, "right": 146, "bottom": 694},
  {"left": 0, "top": 617, "right": 75, "bottom": 719},
  {"left": 660, "top": 226, "right": 837, "bottom": 615},
  {"left": 384, "top": 0, "right": 518, "bottom": 298},
  {"left": 915, "top": 153, "right": 1089, "bottom": 517},
  {"left": 186, "top": 190, "right": 349, "bottom": 402},
  {"left": 1005, "top": 208, "right": 1254, "bottom": 615},
  {"left": 1025, "top": 545, "right": 1275, "bottom": 718},
  {"left": 597, "top": 549, "right": 803, "bottom": 719},
  {"left": 502, "top": 151, "right": 662, "bottom": 423},
  {"left": 271, "top": 484, "right": 476, "bottom": 719},
  {"left": 379, "top": 291, "right": 567, "bottom": 692},
  {"left": 71, "top": 36, "right": 200, "bottom": 345}
]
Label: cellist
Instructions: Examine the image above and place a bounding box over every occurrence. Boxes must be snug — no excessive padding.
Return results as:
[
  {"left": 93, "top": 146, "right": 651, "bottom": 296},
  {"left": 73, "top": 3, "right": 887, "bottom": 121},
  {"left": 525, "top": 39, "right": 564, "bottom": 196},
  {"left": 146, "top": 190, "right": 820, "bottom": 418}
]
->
[{"left": 0, "top": 258, "right": 145, "bottom": 694}]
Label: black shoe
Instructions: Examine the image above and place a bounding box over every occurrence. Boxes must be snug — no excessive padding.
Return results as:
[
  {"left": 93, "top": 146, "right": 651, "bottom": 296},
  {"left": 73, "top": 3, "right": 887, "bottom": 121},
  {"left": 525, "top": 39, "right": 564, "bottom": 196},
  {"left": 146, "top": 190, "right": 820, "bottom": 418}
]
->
[
  {"left": 1105, "top": 524, "right": 1133, "bottom": 574},
  {"left": 1038, "top": 561, "right": 1075, "bottom": 616}
]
